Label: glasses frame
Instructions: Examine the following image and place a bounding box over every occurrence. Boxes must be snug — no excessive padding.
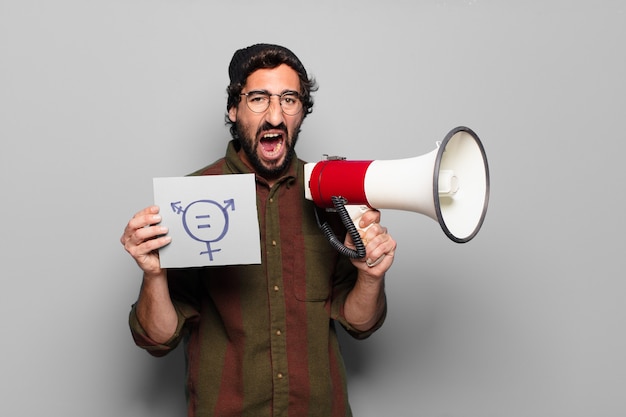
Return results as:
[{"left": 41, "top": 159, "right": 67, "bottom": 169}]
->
[{"left": 240, "top": 90, "right": 303, "bottom": 116}]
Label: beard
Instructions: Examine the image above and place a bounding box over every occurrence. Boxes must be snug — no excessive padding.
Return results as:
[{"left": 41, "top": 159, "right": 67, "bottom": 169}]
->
[{"left": 235, "top": 120, "right": 300, "bottom": 180}]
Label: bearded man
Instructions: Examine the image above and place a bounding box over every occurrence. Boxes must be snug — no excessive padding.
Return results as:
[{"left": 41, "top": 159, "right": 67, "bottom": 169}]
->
[{"left": 121, "top": 43, "right": 397, "bottom": 417}]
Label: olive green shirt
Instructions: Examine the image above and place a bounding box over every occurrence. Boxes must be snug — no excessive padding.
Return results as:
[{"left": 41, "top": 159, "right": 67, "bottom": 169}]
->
[{"left": 129, "top": 140, "right": 386, "bottom": 417}]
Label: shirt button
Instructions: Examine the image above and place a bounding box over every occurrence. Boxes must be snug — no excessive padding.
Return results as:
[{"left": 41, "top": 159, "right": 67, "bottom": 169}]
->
[
  {"left": 277, "top": 372, "right": 284, "bottom": 379},
  {"left": 272, "top": 240, "right": 277, "bottom": 246},
  {"left": 269, "top": 198, "right": 274, "bottom": 203},
  {"left": 273, "top": 285, "right": 280, "bottom": 292},
  {"left": 275, "top": 329, "right": 282, "bottom": 336}
]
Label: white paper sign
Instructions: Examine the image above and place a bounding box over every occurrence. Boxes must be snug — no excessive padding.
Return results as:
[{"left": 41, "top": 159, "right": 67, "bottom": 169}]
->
[{"left": 153, "top": 174, "right": 261, "bottom": 268}]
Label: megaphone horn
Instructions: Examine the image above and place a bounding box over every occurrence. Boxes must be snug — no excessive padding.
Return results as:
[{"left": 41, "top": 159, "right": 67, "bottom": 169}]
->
[{"left": 304, "top": 126, "right": 490, "bottom": 251}]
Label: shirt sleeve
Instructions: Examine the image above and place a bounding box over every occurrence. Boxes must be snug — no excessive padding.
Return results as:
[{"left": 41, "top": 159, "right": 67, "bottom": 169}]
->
[
  {"left": 329, "top": 255, "right": 387, "bottom": 340},
  {"left": 128, "top": 268, "right": 202, "bottom": 357}
]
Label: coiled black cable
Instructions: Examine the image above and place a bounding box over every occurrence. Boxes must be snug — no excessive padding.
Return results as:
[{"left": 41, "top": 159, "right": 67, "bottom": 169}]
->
[{"left": 315, "top": 196, "right": 367, "bottom": 259}]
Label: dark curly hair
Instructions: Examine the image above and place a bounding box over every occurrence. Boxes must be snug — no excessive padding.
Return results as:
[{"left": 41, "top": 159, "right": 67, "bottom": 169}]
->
[{"left": 225, "top": 44, "right": 318, "bottom": 139}]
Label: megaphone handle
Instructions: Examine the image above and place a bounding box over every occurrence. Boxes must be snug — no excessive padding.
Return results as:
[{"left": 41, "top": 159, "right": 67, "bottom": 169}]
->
[
  {"left": 346, "top": 205, "right": 387, "bottom": 267},
  {"left": 315, "top": 196, "right": 367, "bottom": 259}
]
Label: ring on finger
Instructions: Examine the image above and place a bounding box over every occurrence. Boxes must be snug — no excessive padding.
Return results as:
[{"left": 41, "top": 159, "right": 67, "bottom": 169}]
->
[{"left": 365, "top": 254, "right": 385, "bottom": 268}]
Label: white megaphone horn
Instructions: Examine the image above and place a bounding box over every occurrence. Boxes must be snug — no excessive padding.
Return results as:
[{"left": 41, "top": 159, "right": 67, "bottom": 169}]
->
[{"left": 304, "top": 126, "right": 489, "bottom": 257}]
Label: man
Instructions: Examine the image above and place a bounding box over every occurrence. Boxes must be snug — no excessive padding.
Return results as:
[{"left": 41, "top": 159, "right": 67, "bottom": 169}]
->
[{"left": 121, "top": 43, "right": 397, "bottom": 417}]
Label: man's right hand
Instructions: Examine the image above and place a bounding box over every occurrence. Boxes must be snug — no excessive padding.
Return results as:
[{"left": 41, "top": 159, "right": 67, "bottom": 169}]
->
[{"left": 120, "top": 205, "right": 171, "bottom": 276}]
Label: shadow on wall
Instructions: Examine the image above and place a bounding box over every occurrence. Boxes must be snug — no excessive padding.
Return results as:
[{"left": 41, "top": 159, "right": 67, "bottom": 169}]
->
[
  {"left": 133, "top": 347, "right": 187, "bottom": 413},
  {"left": 336, "top": 325, "right": 377, "bottom": 377}
]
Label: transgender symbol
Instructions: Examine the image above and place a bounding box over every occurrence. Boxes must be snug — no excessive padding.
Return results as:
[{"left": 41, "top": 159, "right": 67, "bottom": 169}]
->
[{"left": 170, "top": 199, "right": 235, "bottom": 261}]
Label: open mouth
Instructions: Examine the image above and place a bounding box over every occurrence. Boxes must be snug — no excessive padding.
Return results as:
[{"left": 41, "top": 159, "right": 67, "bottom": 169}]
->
[{"left": 259, "top": 132, "right": 284, "bottom": 157}]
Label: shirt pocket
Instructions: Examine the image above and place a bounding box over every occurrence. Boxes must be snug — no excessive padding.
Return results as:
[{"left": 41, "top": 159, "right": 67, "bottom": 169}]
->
[{"left": 292, "top": 234, "right": 337, "bottom": 302}]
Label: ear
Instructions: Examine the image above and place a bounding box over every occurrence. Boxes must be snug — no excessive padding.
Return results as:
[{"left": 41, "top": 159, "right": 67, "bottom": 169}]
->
[{"left": 228, "top": 106, "right": 237, "bottom": 123}]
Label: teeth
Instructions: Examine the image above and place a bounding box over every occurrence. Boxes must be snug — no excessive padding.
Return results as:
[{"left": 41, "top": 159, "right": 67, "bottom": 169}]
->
[{"left": 263, "top": 133, "right": 281, "bottom": 139}]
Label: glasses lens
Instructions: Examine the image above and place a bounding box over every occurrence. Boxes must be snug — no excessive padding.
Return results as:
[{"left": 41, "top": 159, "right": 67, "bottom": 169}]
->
[
  {"left": 280, "top": 92, "right": 302, "bottom": 115},
  {"left": 246, "top": 92, "right": 270, "bottom": 113}
]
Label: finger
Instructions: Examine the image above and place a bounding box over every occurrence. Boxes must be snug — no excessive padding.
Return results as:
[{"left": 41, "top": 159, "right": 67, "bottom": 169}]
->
[
  {"left": 358, "top": 209, "right": 381, "bottom": 229},
  {"left": 125, "top": 232, "right": 171, "bottom": 264},
  {"left": 366, "top": 254, "right": 386, "bottom": 268},
  {"left": 132, "top": 224, "right": 169, "bottom": 245},
  {"left": 135, "top": 205, "right": 160, "bottom": 217},
  {"left": 366, "top": 249, "right": 396, "bottom": 270},
  {"left": 354, "top": 222, "right": 384, "bottom": 248},
  {"left": 361, "top": 223, "right": 387, "bottom": 246},
  {"left": 121, "top": 206, "right": 162, "bottom": 244},
  {"left": 133, "top": 234, "right": 171, "bottom": 256},
  {"left": 364, "top": 232, "right": 396, "bottom": 266}
]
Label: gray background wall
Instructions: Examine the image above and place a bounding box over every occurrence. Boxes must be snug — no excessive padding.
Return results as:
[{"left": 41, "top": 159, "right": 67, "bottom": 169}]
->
[{"left": 2, "top": 1, "right": 625, "bottom": 416}]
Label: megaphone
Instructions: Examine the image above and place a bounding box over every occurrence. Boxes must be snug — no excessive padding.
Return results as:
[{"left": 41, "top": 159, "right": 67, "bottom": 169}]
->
[{"left": 304, "top": 126, "right": 489, "bottom": 256}]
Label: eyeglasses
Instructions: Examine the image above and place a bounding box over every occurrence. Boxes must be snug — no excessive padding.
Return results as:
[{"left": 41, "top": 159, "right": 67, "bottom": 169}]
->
[{"left": 240, "top": 90, "right": 303, "bottom": 116}]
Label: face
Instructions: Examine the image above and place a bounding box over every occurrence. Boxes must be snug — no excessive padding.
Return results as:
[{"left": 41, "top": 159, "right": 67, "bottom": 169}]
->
[{"left": 228, "top": 64, "right": 304, "bottom": 181}]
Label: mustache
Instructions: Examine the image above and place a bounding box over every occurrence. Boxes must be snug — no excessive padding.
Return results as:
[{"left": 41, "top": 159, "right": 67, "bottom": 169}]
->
[{"left": 257, "top": 122, "right": 288, "bottom": 137}]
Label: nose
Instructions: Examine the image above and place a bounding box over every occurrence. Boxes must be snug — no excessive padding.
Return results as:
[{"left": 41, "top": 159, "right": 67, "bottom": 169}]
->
[{"left": 265, "top": 96, "right": 285, "bottom": 126}]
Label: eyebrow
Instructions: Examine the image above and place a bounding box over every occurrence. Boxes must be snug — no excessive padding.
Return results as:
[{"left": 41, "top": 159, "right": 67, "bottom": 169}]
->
[{"left": 247, "top": 89, "right": 300, "bottom": 95}]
